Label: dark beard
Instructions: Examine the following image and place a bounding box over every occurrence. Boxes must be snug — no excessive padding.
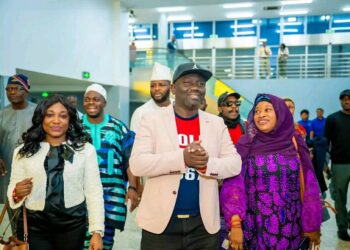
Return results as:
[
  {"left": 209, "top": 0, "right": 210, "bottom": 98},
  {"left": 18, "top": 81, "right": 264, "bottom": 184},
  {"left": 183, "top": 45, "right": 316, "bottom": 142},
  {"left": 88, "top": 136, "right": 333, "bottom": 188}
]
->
[
  {"left": 219, "top": 113, "right": 241, "bottom": 129},
  {"left": 152, "top": 89, "right": 170, "bottom": 104}
]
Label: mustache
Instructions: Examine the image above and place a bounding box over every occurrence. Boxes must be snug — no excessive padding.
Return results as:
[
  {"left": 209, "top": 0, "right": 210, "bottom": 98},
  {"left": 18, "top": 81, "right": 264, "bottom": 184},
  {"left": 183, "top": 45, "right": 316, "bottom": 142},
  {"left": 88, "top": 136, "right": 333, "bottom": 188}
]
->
[{"left": 227, "top": 109, "right": 238, "bottom": 113}]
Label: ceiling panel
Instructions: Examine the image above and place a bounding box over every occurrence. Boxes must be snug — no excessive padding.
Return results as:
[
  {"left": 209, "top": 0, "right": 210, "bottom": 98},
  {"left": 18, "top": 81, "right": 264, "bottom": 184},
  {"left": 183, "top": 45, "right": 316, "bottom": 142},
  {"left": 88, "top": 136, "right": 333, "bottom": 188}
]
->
[{"left": 121, "top": 0, "right": 349, "bottom": 23}]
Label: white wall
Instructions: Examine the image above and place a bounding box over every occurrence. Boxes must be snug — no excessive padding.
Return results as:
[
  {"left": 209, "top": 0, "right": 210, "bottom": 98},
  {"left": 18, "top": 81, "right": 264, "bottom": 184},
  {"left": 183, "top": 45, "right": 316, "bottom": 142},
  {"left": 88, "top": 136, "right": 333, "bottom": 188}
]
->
[
  {"left": 0, "top": 0, "right": 129, "bottom": 87},
  {"left": 227, "top": 78, "right": 350, "bottom": 120}
]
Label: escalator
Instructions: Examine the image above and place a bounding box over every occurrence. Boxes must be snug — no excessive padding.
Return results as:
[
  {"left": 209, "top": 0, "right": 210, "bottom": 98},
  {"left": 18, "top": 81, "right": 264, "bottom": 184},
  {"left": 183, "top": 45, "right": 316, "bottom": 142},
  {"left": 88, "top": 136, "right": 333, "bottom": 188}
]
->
[{"left": 129, "top": 48, "right": 253, "bottom": 119}]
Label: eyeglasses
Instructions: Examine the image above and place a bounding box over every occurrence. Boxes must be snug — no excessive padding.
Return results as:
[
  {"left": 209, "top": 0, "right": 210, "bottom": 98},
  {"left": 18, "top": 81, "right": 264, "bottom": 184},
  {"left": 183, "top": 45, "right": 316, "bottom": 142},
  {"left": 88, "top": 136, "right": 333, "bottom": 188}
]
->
[
  {"left": 221, "top": 100, "right": 241, "bottom": 107},
  {"left": 5, "top": 86, "right": 25, "bottom": 92}
]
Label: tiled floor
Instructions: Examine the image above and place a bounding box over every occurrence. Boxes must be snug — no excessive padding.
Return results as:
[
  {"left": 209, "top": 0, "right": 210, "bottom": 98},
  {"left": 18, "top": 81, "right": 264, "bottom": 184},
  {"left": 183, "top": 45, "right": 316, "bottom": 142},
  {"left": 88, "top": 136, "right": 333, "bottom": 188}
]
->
[
  {"left": 114, "top": 197, "right": 350, "bottom": 250},
  {"left": 1, "top": 197, "right": 350, "bottom": 250}
]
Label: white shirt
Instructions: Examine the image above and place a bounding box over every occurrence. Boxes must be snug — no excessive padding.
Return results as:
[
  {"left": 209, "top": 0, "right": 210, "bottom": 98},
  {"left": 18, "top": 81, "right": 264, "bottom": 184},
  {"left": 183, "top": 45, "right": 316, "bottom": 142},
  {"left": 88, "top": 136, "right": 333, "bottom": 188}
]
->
[
  {"left": 130, "top": 99, "right": 173, "bottom": 133},
  {"left": 258, "top": 46, "right": 272, "bottom": 58}
]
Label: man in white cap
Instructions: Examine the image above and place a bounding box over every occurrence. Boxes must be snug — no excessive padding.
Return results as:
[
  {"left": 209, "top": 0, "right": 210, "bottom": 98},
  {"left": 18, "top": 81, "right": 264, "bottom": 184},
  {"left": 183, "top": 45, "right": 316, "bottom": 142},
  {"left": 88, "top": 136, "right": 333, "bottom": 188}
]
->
[
  {"left": 130, "top": 62, "right": 172, "bottom": 132},
  {"left": 82, "top": 83, "right": 139, "bottom": 250}
]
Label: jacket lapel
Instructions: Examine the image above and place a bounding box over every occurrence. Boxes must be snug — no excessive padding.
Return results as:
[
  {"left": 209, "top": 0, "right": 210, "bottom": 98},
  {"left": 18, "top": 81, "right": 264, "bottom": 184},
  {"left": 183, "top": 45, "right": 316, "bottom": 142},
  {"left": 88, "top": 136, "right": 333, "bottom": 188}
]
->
[
  {"left": 199, "top": 110, "right": 211, "bottom": 150},
  {"left": 162, "top": 106, "right": 179, "bottom": 150}
]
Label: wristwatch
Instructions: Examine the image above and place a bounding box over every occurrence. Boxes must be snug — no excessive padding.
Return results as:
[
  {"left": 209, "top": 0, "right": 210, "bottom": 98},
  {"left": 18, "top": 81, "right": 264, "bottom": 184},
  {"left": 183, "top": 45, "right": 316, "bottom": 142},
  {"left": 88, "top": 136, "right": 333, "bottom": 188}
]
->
[{"left": 92, "top": 230, "right": 104, "bottom": 237}]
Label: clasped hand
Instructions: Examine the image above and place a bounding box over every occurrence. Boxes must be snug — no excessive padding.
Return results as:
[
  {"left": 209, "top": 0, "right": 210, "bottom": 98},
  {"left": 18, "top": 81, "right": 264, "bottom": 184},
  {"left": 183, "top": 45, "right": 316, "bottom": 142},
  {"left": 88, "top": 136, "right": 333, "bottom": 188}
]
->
[{"left": 183, "top": 140, "right": 208, "bottom": 170}]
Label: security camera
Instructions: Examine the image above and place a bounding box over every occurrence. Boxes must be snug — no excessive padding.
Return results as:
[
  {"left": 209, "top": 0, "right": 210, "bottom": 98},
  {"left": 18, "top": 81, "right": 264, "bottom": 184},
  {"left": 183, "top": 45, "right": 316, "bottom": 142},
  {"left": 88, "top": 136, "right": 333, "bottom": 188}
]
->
[{"left": 129, "top": 9, "right": 136, "bottom": 18}]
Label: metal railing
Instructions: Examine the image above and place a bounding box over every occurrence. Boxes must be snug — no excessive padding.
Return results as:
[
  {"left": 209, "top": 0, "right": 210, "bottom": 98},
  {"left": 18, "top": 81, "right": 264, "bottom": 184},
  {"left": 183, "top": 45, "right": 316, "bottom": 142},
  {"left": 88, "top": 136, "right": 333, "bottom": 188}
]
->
[
  {"left": 134, "top": 49, "right": 350, "bottom": 79},
  {"left": 132, "top": 48, "right": 254, "bottom": 118},
  {"left": 132, "top": 48, "right": 349, "bottom": 118},
  {"left": 190, "top": 53, "right": 350, "bottom": 79},
  {"left": 134, "top": 49, "right": 190, "bottom": 70}
]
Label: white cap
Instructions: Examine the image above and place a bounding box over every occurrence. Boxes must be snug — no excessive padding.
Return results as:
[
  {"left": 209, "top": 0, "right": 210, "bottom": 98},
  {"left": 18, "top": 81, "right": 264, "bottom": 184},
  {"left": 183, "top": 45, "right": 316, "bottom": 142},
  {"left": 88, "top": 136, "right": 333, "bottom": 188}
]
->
[
  {"left": 150, "top": 63, "right": 172, "bottom": 81},
  {"left": 85, "top": 83, "right": 107, "bottom": 101}
]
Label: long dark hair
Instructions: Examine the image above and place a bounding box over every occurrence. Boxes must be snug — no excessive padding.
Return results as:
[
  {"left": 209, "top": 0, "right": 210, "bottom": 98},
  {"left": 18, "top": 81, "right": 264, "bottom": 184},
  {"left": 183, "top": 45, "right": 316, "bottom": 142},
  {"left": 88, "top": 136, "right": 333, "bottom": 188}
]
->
[{"left": 18, "top": 95, "right": 91, "bottom": 158}]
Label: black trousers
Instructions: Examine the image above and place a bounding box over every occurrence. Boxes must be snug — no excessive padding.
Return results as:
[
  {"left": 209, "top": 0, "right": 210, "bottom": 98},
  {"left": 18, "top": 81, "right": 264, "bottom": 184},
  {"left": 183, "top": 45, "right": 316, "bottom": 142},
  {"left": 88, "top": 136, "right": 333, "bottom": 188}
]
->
[
  {"left": 23, "top": 222, "right": 86, "bottom": 250},
  {"left": 141, "top": 215, "right": 219, "bottom": 250},
  {"left": 17, "top": 209, "right": 86, "bottom": 250}
]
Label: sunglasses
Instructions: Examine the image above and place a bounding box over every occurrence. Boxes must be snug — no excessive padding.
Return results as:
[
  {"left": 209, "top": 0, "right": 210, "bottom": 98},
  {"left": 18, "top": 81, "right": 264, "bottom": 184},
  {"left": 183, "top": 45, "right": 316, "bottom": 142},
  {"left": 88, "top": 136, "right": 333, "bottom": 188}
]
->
[{"left": 221, "top": 100, "right": 241, "bottom": 107}]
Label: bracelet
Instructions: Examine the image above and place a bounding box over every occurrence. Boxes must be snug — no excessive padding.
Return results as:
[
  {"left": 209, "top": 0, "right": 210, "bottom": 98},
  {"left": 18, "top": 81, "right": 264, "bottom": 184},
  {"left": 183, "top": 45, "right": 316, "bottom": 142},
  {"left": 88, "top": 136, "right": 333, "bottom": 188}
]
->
[
  {"left": 231, "top": 223, "right": 242, "bottom": 229},
  {"left": 92, "top": 230, "right": 104, "bottom": 237},
  {"left": 230, "top": 215, "right": 242, "bottom": 228},
  {"left": 197, "top": 166, "right": 207, "bottom": 174},
  {"left": 230, "top": 217, "right": 241, "bottom": 222},
  {"left": 128, "top": 185, "right": 137, "bottom": 192},
  {"left": 12, "top": 188, "right": 20, "bottom": 203}
]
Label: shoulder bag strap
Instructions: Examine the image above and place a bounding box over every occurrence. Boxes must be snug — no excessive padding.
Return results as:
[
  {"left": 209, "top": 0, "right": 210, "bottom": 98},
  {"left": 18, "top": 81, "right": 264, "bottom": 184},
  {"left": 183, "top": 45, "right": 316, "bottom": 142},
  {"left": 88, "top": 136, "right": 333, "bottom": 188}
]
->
[
  {"left": 23, "top": 206, "right": 28, "bottom": 242},
  {"left": 0, "top": 201, "right": 28, "bottom": 242},
  {"left": 0, "top": 201, "right": 9, "bottom": 225},
  {"left": 292, "top": 136, "right": 305, "bottom": 204}
]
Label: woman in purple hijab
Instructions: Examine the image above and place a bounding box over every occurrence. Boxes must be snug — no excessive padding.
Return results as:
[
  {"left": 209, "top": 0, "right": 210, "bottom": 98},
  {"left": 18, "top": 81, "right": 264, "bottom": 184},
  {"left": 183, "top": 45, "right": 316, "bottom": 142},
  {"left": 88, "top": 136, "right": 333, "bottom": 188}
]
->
[{"left": 220, "top": 94, "right": 322, "bottom": 250}]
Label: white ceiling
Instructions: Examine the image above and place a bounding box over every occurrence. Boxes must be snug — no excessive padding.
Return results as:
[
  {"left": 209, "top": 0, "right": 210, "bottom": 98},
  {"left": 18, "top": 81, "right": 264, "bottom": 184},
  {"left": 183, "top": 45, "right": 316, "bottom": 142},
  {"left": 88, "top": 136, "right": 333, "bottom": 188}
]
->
[{"left": 121, "top": 0, "right": 350, "bottom": 23}]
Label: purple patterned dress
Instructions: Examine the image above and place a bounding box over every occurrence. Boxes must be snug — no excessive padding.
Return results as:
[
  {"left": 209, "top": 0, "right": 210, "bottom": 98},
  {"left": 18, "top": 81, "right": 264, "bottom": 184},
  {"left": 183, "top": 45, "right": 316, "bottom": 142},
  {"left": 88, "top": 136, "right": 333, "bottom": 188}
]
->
[
  {"left": 220, "top": 94, "right": 322, "bottom": 250},
  {"left": 244, "top": 153, "right": 302, "bottom": 249}
]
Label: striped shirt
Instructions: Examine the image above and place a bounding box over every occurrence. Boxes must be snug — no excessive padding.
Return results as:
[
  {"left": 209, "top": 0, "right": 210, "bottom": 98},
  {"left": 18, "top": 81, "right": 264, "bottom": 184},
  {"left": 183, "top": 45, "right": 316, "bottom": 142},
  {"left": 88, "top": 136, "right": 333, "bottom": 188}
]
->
[{"left": 83, "top": 114, "right": 134, "bottom": 230}]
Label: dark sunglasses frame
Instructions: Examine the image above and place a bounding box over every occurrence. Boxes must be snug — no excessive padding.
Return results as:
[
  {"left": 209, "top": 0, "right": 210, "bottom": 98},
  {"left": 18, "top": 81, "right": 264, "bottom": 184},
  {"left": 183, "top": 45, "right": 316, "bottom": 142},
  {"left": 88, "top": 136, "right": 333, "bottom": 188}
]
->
[{"left": 221, "top": 100, "right": 241, "bottom": 107}]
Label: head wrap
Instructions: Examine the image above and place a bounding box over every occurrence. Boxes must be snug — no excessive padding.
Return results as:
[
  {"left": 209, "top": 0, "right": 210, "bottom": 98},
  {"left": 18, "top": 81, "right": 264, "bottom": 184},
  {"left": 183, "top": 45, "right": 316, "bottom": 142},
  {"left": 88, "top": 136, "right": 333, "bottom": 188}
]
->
[
  {"left": 7, "top": 74, "right": 30, "bottom": 92},
  {"left": 236, "top": 93, "right": 294, "bottom": 161},
  {"left": 85, "top": 83, "right": 107, "bottom": 101}
]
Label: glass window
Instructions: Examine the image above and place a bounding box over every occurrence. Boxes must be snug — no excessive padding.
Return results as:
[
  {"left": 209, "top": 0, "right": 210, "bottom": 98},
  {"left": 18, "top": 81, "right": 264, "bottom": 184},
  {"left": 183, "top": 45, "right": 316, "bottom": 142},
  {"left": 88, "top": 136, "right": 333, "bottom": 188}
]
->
[
  {"left": 280, "top": 16, "right": 305, "bottom": 35},
  {"left": 182, "top": 50, "right": 194, "bottom": 58},
  {"left": 215, "top": 49, "right": 233, "bottom": 79},
  {"left": 173, "top": 22, "right": 193, "bottom": 39},
  {"left": 235, "top": 48, "right": 255, "bottom": 79},
  {"left": 260, "top": 18, "right": 280, "bottom": 45},
  {"left": 168, "top": 23, "right": 171, "bottom": 39},
  {"left": 308, "top": 45, "right": 327, "bottom": 54},
  {"left": 236, "top": 19, "right": 257, "bottom": 37},
  {"left": 270, "top": 47, "right": 279, "bottom": 72},
  {"left": 152, "top": 24, "right": 158, "bottom": 40},
  {"left": 235, "top": 48, "right": 255, "bottom": 56},
  {"left": 307, "top": 16, "right": 329, "bottom": 34},
  {"left": 307, "top": 46, "right": 327, "bottom": 78},
  {"left": 215, "top": 21, "right": 235, "bottom": 38},
  {"left": 132, "top": 24, "right": 152, "bottom": 41},
  {"left": 332, "top": 44, "right": 350, "bottom": 53},
  {"left": 288, "top": 46, "right": 305, "bottom": 54},
  {"left": 331, "top": 44, "right": 350, "bottom": 77},
  {"left": 195, "top": 49, "right": 212, "bottom": 57},
  {"left": 128, "top": 25, "right": 133, "bottom": 40},
  {"left": 193, "top": 21, "right": 213, "bottom": 38},
  {"left": 216, "top": 49, "right": 233, "bottom": 56},
  {"left": 332, "top": 14, "right": 350, "bottom": 33}
]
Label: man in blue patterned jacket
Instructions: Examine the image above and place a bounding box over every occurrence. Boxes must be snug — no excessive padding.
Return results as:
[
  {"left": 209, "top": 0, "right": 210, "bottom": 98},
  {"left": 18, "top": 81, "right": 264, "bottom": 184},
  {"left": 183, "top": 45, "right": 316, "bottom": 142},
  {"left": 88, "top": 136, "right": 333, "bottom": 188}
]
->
[{"left": 82, "top": 83, "right": 139, "bottom": 249}]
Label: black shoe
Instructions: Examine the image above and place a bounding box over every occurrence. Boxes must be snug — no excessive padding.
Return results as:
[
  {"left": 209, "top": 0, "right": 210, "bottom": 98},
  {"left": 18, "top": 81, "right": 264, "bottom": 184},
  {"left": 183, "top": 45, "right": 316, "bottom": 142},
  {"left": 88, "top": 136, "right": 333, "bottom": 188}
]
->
[{"left": 338, "top": 231, "right": 350, "bottom": 241}]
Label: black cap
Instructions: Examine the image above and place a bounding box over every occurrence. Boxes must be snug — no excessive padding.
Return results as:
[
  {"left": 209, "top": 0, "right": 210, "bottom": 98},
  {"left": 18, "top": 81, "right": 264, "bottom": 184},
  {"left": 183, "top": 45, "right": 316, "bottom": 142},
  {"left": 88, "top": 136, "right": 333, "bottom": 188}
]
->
[
  {"left": 339, "top": 89, "right": 350, "bottom": 99},
  {"left": 172, "top": 63, "right": 212, "bottom": 83},
  {"left": 217, "top": 92, "right": 241, "bottom": 106}
]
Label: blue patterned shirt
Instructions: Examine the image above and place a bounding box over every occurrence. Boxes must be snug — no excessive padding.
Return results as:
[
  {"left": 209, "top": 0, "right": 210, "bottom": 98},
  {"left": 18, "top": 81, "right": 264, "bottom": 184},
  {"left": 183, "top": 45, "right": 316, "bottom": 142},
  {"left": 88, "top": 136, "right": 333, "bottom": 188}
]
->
[{"left": 83, "top": 114, "right": 134, "bottom": 230}]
